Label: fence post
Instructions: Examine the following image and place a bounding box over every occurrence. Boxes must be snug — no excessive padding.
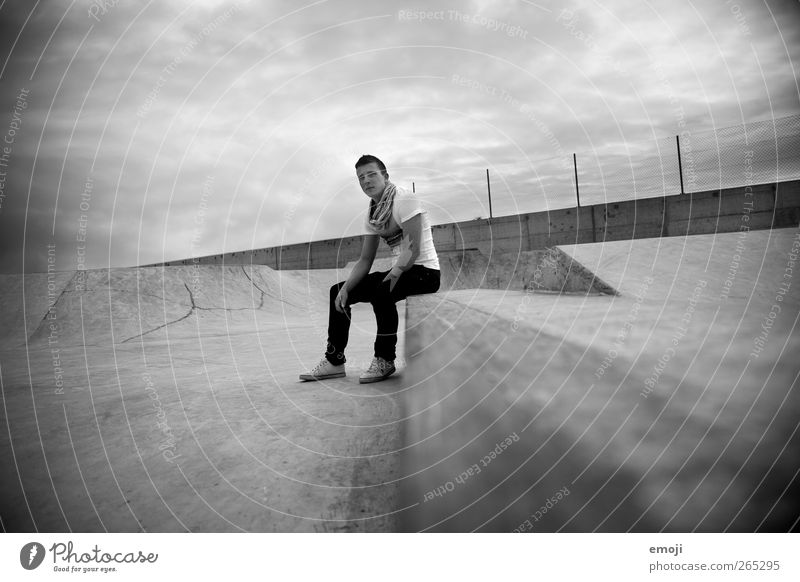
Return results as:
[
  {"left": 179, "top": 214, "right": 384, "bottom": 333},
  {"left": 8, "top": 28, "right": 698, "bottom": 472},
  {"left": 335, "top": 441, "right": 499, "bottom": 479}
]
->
[
  {"left": 412, "top": 181, "right": 415, "bottom": 193},
  {"left": 676, "top": 135, "right": 685, "bottom": 195},
  {"left": 573, "top": 153, "right": 581, "bottom": 208},
  {"left": 486, "top": 169, "right": 493, "bottom": 220}
]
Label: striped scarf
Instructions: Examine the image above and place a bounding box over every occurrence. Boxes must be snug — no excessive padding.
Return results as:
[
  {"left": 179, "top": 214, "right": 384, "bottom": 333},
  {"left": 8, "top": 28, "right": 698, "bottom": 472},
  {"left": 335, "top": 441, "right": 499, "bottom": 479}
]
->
[{"left": 368, "top": 180, "right": 397, "bottom": 233}]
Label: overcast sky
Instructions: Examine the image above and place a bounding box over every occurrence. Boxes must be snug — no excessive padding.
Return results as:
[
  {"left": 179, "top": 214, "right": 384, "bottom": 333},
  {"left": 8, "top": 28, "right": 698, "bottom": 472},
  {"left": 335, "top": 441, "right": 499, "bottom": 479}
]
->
[{"left": 0, "top": 0, "right": 798, "bottom": 272}]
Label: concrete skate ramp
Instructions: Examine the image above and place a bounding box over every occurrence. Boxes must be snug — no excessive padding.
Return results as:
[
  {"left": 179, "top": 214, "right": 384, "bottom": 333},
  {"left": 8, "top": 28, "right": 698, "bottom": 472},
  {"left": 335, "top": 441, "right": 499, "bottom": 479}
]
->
[
  {"left": 0, "top": 263, "right": 403, "bottom": 532},
  {"left": 0, "top": 272, "right": 75, "bottom": 350},
  {"left": 439, "top": 247, "right": 616, "bottom": 294},
  {"left": 400, "top": 228, "right": 800, "bottom": 532},
  {"left": 8, "top": 265, "right": 319, "bottom": 348},
  {"left": 349, "top": 249, "right": 617, "bottom": 295},
  {"left": 559, "top": 229, "right": 791, "bottom": 303}
]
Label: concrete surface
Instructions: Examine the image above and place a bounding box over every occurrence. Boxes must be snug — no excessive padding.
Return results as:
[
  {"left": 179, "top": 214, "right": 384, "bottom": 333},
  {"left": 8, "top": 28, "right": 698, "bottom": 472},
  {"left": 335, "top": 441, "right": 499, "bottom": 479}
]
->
[
  {"left": 3, "top": 228, "right": 798, "bottom": 533},
  {"left": 1, "top": 264, "right": 404, "bottom": 532},
  {"left": 400, "top": 227, "right": 799, "bottom": 532},
  {"left": 438, "top": 247, "right": 617, "bottom": 294}
]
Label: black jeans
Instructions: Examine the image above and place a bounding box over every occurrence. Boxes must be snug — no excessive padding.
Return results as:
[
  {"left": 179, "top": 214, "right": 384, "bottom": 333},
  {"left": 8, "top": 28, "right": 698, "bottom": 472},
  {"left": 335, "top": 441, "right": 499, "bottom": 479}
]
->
[{"left": 326, "top": 265, "right": 440, "bottom": 364}]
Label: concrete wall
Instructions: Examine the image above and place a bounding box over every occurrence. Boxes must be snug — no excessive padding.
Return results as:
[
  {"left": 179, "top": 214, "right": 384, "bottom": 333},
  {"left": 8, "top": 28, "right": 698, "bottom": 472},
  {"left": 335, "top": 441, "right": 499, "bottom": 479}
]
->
[{"left": 152, "top": 180, "right": 800, "bottom": 269}]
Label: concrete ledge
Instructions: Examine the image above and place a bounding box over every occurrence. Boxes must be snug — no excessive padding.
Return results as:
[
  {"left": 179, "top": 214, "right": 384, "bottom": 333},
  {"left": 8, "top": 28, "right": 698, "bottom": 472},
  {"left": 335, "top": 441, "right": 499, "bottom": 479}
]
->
[
  {"left": 399, "top": 292, "right": 658, "bottom": 532},
  {"left": 152, "top": 180, "right": 800, "bottom": 269},
  {"left": 439, "top": 247, "right": 618, "bottom": 294},
  {"left": 397, "top": 230, "right": 800, "bottom": 532}
]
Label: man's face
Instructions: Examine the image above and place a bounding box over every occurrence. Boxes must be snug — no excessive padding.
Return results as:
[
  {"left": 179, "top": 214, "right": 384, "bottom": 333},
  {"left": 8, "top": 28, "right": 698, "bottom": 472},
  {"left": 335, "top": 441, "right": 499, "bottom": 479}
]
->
[{"left": 356, "top": 162, "right": 387, "bottom": 199}]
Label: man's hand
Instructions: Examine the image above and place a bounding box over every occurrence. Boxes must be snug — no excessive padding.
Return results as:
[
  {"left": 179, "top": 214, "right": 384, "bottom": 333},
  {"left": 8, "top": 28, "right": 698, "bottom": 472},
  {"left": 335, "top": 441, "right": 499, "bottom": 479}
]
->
[
  {"left": 335, "top": 286, "right": 349, "bottom": 313},
  {"left": 382, "top": 266, "right": 403, "bottom": 292}
]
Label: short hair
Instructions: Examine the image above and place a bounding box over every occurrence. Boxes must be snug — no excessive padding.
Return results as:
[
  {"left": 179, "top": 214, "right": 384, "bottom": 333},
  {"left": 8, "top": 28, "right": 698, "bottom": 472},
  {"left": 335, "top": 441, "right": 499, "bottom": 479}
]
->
[{"left": 355, "top": 154, "right": 387, "bottom": 173}]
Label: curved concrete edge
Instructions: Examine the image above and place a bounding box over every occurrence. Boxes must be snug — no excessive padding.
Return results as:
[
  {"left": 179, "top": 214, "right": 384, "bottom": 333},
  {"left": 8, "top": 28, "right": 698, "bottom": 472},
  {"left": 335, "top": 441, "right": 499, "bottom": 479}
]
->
[
  {"left": 0, "top": 265, "right": 403, "bottom": 532},
  {"left": 12, "top": 264, "right": 323, "bottom": 348},
  {"left": 0, "top": 270, "right": 76, "bottom": 350},
  {"left": 398, "top": 293, "right": 636, "bottom": 532},
  {"left": 534, "top": 247, "right": 618, "bottom": 295},
  {"left": 438, "top": 247, "right": 618, "bottom": 295},
  {"left": 398, "top": 283, "right": 800, "bottom": 532}
]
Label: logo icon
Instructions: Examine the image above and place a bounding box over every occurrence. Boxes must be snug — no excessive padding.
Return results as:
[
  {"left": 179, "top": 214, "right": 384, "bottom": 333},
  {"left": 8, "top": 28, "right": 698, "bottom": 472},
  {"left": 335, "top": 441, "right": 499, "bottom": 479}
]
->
[{"left": 20, "top": 542, "right": 46, "bottom": 570}]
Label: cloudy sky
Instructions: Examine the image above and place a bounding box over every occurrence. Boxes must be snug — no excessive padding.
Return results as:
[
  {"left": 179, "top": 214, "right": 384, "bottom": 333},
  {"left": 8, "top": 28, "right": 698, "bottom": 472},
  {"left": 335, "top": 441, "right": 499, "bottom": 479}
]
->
[{"left": 0, "top": 0, "right": 798, "bottom": 272}]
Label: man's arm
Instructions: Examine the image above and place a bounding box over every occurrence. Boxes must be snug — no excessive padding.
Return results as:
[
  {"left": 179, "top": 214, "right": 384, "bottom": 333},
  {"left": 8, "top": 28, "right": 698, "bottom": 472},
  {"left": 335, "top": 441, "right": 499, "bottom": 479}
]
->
[
  {"left": 382, "top": 213, "right": 422, "bottom": 291},
  {"left": 335, "top": 234, "right": 378, "bottom": 313}
]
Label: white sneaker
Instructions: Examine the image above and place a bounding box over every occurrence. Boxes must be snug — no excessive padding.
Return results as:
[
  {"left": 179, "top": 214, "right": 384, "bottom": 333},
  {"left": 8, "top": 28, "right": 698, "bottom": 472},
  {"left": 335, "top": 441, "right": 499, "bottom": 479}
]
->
[
  {"left": 299, "top": 359, "right": 346, "bottom": 381},
  {"left": 359, "top": 357, "right": 396, "bottom": 384}
]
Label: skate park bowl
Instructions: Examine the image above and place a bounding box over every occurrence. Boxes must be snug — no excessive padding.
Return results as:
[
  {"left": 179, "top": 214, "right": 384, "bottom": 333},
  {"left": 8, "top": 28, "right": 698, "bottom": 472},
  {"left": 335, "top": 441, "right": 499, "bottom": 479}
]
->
[
  {"left": 0, "top": 264, "right": 405, "bottom": 532},
  {"left": 399, "top": 227, "right": 799, "bottom": 532},
  {"left": 1, "top": 228, "right": 798, "bottom": 532}
]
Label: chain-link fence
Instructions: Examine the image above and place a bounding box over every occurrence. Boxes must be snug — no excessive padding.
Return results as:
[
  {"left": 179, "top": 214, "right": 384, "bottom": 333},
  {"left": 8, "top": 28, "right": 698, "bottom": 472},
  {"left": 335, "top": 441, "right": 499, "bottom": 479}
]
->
[
  {"left": 456, "top": 113, "right": 800, "bottom": 217},
  {"left": 562, "top": 114, "right": 800, "bottom": 207},
  {"left": 681, "top": 115, "right": 800, "bottom": 194}
]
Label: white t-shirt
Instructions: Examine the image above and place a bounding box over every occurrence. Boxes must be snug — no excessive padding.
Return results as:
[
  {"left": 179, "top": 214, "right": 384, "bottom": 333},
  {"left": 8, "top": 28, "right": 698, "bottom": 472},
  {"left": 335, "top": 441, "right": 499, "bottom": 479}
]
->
[{"left": 363, "top": 185, "right": 440, "bottom": 270}]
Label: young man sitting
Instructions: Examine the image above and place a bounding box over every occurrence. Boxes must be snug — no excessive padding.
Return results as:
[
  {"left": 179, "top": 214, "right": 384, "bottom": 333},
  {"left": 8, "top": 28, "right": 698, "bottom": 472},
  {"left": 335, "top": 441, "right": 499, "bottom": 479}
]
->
[{"left": 300, "top": 154, "right": 440, "bottom": 383}]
